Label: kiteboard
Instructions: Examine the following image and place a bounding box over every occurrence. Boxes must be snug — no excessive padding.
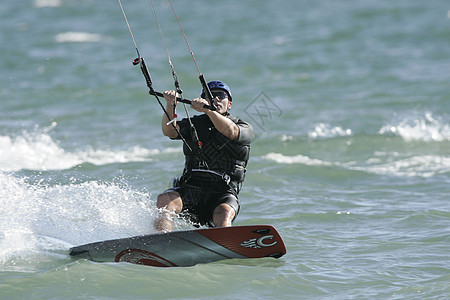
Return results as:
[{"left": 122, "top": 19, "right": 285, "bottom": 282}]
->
[{"left": 69, "top": 225, "right": 286, "bottom": 267}]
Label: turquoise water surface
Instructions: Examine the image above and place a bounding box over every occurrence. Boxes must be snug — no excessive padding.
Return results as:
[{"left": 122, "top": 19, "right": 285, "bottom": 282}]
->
[{"left": 1, "top": 0, "right": 449, "bottom": 299}]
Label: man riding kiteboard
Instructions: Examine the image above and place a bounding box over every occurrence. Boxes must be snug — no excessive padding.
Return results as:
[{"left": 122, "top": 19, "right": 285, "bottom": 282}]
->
[{"left": 155, "top": 81, "right": 254, "bottom": 232}]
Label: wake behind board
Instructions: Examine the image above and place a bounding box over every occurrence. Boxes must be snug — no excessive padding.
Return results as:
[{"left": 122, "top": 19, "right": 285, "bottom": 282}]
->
[{"left": 69, "top": 225, "right": 286, "bottom": 267}]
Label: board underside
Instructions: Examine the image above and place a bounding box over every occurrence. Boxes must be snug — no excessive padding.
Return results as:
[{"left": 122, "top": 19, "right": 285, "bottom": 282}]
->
[{"left": 69, "top": 225, "right": 286, "bottom": 267}]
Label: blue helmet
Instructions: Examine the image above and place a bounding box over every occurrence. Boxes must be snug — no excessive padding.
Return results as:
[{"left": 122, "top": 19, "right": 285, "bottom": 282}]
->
[{"left": 201, "top": 80, "right": 232, "bottom": 101}]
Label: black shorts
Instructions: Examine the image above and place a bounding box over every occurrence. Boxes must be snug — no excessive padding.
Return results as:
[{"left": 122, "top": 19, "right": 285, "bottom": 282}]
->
[{"left": 164, "top": 175, "right": 240, "bottom": 227}]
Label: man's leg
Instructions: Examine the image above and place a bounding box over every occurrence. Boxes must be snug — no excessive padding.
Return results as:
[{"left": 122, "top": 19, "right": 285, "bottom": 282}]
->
[
  {"left": 212, "top": 203, "right": 236, "bottom": 227},
  {"left": 155, "top": 191, "right": 183, "bottom": 232}
]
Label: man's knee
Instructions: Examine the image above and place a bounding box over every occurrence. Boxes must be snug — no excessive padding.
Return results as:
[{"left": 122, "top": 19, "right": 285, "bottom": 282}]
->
[
  {"left": 156, "top": 192, "right": 169, "bottom": 208},
  {"left": 156, "top": 191, "right": 182, "bottom": 212},
  {"left": 213, "top": 203, "right": 236, "bottom": 227}
]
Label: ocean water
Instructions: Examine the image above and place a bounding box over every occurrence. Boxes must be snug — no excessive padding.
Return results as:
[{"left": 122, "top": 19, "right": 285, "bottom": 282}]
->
[{"left": 1, "top": 0, "right": 449, "bottom": 299}]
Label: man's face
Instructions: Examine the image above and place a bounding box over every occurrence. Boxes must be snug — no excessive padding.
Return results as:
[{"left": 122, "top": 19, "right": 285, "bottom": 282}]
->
[{"left": 210, "top": 89, "right": 231, "bottom": 114}]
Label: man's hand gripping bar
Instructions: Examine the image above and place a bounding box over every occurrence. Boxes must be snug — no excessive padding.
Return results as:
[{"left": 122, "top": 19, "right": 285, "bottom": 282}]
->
[{"left": 149, "top": 90, "right": 215, "bottom": 111}]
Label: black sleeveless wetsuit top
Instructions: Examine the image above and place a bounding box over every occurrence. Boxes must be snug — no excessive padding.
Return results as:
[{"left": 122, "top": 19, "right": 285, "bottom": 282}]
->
[{"left": 173, "top": 113, "right": 254, "bottom": 183}]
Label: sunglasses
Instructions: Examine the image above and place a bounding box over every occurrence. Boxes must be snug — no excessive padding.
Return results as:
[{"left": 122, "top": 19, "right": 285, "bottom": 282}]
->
[{"left": 211, "top": 91, "right": 228, "bottom": 100}]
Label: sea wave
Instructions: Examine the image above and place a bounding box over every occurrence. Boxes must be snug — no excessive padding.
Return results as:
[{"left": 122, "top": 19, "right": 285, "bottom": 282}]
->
[
  {"left": 378, "top": 112, "right": 450, "bottom": 142},
  {"left": 263, "top": 152, "right": 450, "bottom": 178},
  {"left": 0, "top": 128, "right": 176, "bottom": 172},
  {"left": 308, "top": 123, "right": 352, "bottom": 139},
  {"left": 263, "top": 152, "right": 334, "bottom": 167},
  {"left": 0, "top": 173, "right": 157, "bottom": 270},
  {"left": 33, "top": 0, "right": 61, "bottom": 8},
  {"left": 55, "top": 32, "right": 103, "bottom": 43},
  {"left": 0, "top": 169, "right": 201, "bottom": 272},
  {"left": 352, "top": 154, "right": 450, "bottom": 178}
]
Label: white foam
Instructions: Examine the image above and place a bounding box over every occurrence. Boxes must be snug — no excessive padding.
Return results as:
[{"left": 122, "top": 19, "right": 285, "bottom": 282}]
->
[
  {"left": 0, "top": 128, "right": 175, "bottom": 172},
  {"left": 263, "top": 153, "right": 334, "bottom": 166},
  {"left": 263, "top": 152, "right": 450, "bottom": 178},
  {"left": 280, "top": 134, "right": 294, "bottom": 142},
  {"left": 78, "top": 146, "right": 158, "bottom": 166},
  {"left": 55, "top": 32, "right": 102, "bottom": 43},
  {"left": 379, "top": 112, "right": 450, "bottom": 142},
  {"left": 0, "top": 173, "right": 158, "bottom": 269},
  {"left": 308, "top": 123, "right": 352, "bottom": 139},
  {"left": 33, "top": 0, "right": 61, "bottom": 8},
  {"left": 0, "top": 129, "right": 77, "bottom": 172},
  {"left": 357, "top": 154, "right": 450, "bottom": 178}
]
